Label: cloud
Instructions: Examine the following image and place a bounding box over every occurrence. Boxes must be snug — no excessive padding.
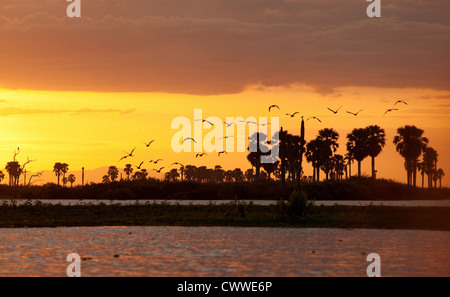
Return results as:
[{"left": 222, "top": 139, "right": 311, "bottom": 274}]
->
[
  {"left": 0, "top": 0, "right": 449, "bottom": 96},
  {"left": 0, "top": 107, "right": 135, "bottom": 116}
]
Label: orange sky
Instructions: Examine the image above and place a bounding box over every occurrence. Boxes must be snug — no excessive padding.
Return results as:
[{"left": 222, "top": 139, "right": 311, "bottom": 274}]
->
[{"left": 0, "top": 0, "right": 449, "bottom": 186}]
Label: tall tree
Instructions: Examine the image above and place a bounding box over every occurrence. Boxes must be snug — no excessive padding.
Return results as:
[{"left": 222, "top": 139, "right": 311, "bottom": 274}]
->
[
  {"left": 107, "top": 166, "right": 119, "bottom": 182},
  {"left": 124, "top": 164, "right": 133, "bottom": 181},
  {"left": 347, "top": 128, "right": 370, "bottom": 177},
  {"left": 422, "top": 147, "right": 438, "bottom": 189},
  {"left": 393, "top": 125, "right": 428, "bottom": 186},
  {"left": 68, "top": 174, "right": 76, "bottom": 187},
  {"left": 53, "top": 162, "right": 63, "bottom": 185},
  {"left": 366, "top": 125, "right": 386, "bottom": 179},
  {"left": 436, "top": 169, "right": 445, "bottom": 188}
]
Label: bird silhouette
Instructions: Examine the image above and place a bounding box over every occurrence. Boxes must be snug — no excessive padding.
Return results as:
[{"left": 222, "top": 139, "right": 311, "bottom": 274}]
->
[
  {"left": 153, "top": 167, "right": 165, "bottom": 173},
  {"left": 286, "top": 112, "right": 300, "bottom": 118},
  {"left": 224, "top": 122, "right": 235, "bottom": 127},
  {"left": 218, "top": 151, "right": 227, "bottom": 157},
  {"left": 183, "top": 137, "right": 197, "bottom": 144},
  {"left": 383, "top": 108, "right": 398, "bottom": 116},
  {"left": 135, "top": 161, "right": 144, "bottom": 169},
  {"left": 394, "top": 100, "right": 408, "bottom": 106},
  {"left": 170, "top": 162, "right": 184, "bottom": 167},
  {"left": 144, "top": 140, "right": 155, "bottom": 147},
  {"left": 150, "top": 159, "right": 163, "bottom": 164},
  {"left": 195, "top": 119, "right": 214, "bottom": 126},
  {"left": 196, "top": 153, "right": 207, "bottom": 158},
  {"left": 327, "top": 106, "right": 342, "bottom": 114},
  {"left": 307, "top": 117, "right": 322, "bottom": 123},
  {"left": 346, "top": 109, "right": 363, "bottom": 116},
  {"left": 239, "top": 120, "right": 258, "bottom": 125},
  {"left": 269, "top": 105, "right": 280, "bottom": 112},
  {"left": 119, "top": 148, "right": 136, "bottom": 162}
]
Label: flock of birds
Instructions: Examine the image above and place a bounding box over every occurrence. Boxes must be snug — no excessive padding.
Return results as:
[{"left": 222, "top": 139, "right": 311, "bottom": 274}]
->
[
  {"left": 268, "top": 99, "right": 408, "bottom": 122},
  {"left": 116, "top": 99, "right": 408, "bottom": 175}
]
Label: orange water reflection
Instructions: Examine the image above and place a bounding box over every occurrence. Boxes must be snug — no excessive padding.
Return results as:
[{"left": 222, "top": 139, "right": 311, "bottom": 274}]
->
[{"left": 0, "top": 227, "right": 448, "bottom": 277}]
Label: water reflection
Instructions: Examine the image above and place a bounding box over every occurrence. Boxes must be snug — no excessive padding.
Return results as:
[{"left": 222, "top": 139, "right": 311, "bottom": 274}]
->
[{"left": 0, "top": 227, "right": 448, "bottom": 277}]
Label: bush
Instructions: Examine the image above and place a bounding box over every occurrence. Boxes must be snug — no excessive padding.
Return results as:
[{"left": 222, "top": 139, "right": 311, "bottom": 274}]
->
[{"left": 287, "top": 190, "right": 314, "bottom": 217}]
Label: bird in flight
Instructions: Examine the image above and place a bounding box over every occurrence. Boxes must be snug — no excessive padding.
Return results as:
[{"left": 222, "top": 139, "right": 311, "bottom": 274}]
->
[
  {"left": 196, "top": 153, "right": 207, "bottom": 158},
  {"left": 346, "top": 109, "right": 363, "bottom": 116},
  {"left": 150, "top": 159, "right": 163, "bottom": 164},
  {"left": 224, "top": 122, "right": 235, "bottom": 127},
  {"left": 307, "top": 117, "right": 322, "bottom": 123},
  {"left": 218, "top": 151, "right": 227, "bottom": 157},
  {"left": 286, "top": 112, "right": 300, "bottom": 118},
  {"left": 183, "top": 137, "right": 197, "bottom": 144},
  {"left": 394, "top": 100, "right": 408, "bottom": 106},
  {"left": 153, "top": 167, "right": 165, "bottom": 173},
  {"left": 327, "top": 106, "right": 342, "bottom": 114},
  {"left": 119, "top": 148, "right": 136, "bottom": 162},
  {"left": 269, "top": 105, "right": 280, "bottom": 112},
  {"left": 239, "top": 120, "right": 258, "bottom": 125},
  {"left": 170, "top": 162, "right": 184, "bottom": 167},
  {"left": 144, "top": 140, "right": 155, "bottom": 147},
  {"left": 383, "top": 108, "right": 398, "bottom": 116},
  {"left": 135, "top": 162, "right": 144, "bottom": 170},
  {"left": 219, "top": 136, "right": 234, "bottom": 140},
  {"left": 195, "top": 119, "right": 214, "bottom": 126}
]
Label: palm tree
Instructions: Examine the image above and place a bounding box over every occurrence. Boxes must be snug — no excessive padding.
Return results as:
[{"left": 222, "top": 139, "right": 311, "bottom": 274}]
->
[
  {"left": 124, "top": 164, "right": 133, "bottom": 181},
  {"left": 53, "top": 162, "right": 63, "bottom": 185},
  {"left": 107, "top": 166, "right": 119, "bottom": 182},
  {"left": 61, "top": 163, "right": 69, "bottom": 181},
  {"left": 344, "top": 152, "right": 353, "bottom": 179},
  {"left": 347, "top": 128, "right": 370, "bottom": 177},
  {"left": 393, "top": 125, "right": 428, "bottom": 186},
  {"left": 422, "top": 147, "right": 438, "bottom": 189},
  {"left": 436, "top": 169, "right": 445, "bottom": 188},
  {"left": 306, "top": 139, "right": 322, "bottom": 182},
  {"left": 317, "top": 128, "right": 339, "bottom": 180},
  {"left": 366, "top": 125, "right": 386, "bottom": 179},
  {"left": 0, "top": 171, "right": 5, "bottom": 183},
  {"left": 5, "top": 161, "right": 21, "bottom": 186},
  {"left": 417, "top": 161, "right": 426, "bottom": 188},
  {"left": 62, "top": 176, "right": 68, "bottom": 187},
  {"left": 68, "top": 174, "right": 76, "bottom": 187}
]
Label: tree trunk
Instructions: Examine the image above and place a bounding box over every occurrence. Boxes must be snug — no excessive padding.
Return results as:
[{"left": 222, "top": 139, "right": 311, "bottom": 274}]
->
[
  {"left": 371, "top": 156, "right": 376, "bottom": 179},
  {"left": 421, "top": 172, "right": 424, "bottom": 188},
  {"left": 358, "top": 161, "right": 361, "bottom": 177},
  {"left": 316, "top": 167, "right": 320, "bottom": 181},
  {"left": 348, "top": 160, "right": 352, "bottom": 179},
  {"left": 312, "top": 165, "right": 316, "bottom": 182},
  {"left": 413, "top": 160, "right": 417, "bottom": 187}
]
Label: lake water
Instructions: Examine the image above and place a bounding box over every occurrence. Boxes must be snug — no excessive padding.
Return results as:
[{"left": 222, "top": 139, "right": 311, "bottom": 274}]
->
[
  {"left": 0, "top": 227, "right": 448, "bottom": 277},
  {"left": 8, "top": 199, "right": 450, "bottom": 207}
]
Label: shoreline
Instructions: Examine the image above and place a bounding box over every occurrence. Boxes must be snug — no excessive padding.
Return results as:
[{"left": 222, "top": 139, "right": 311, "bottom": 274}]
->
[{"left": 1, "top": 203, "right": 450, "bottom": 231}]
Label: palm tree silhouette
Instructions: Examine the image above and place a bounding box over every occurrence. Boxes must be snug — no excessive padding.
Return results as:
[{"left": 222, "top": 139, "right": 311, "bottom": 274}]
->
[
  {"left": 393, "top": 125, "right": 428, "bottom": 186},
  {"left": 68, "top": 174, "right": 76, "bottom": 187},
  {"left": 53, "top": 162, "right": 63, "bottom": 185},
  {"left": 422, "top": 147, "right": 438, "bottom": 189},
  {"left": 306, "top": 139, "right": 322, "bottom": 181},
  {"left": 347, "top": 128, "right": 370, "bottom": 178},
  {"left": 417, "top": 161, "right": 426, "bottom": 188},
  {"left": 436, "top": 169, "right": 445, "bottom": 188},
  {"left": 107, "top": 166, "right": 119, "bottom": 182},
  {"left": 5, "top": 161, "right": 21, "bottom": 186},
  {"left": 366, "top": 125, "right": 386, "bottom": 179},
  {"left": 317, "top": 128, "right": 339, "bottom": 180},
  {"left": 0, "top": 171, "right": 5, "bottom": 184},
  {"left": 124, "top": 164, "right": 133, "bottom": 181}
]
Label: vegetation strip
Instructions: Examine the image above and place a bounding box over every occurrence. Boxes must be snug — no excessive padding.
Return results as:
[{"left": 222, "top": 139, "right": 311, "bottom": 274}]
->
[{"left": 1, "top": 202, "right": 449, "bottom": 230}]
